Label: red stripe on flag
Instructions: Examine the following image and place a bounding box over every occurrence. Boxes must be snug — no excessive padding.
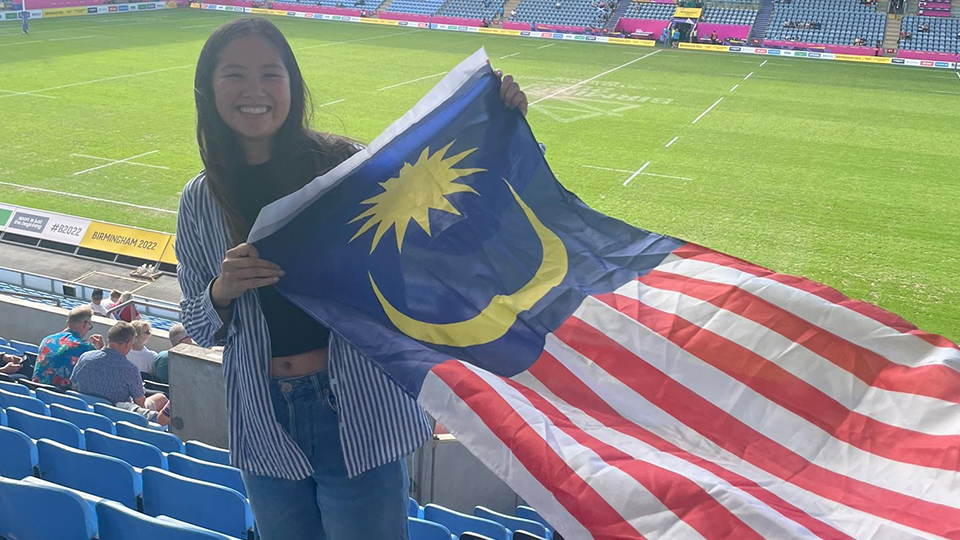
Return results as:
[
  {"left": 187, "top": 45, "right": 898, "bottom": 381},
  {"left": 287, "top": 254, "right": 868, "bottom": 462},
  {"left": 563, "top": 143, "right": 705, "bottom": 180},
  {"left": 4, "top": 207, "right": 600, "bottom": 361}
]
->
[
  {"left": 527, "top": 353, "right": 856, "bottom": 540},
  {"left": 431, "top": 361, "right": 647, "bottom": 540},
  {"left": 672, "top": 244, "right": 959, "bottom": 351},
  {"left": 503, "top": 373, "right": 778, "bottom": 540},
  {"left": 595, "top": 291, "right": 960, "bottom": 472},
  {"left": 639, "top": 270, "right": 960, "bottom": 405},
  {"left": 553, "top": 317, "right": 960, "bottom": 538}
]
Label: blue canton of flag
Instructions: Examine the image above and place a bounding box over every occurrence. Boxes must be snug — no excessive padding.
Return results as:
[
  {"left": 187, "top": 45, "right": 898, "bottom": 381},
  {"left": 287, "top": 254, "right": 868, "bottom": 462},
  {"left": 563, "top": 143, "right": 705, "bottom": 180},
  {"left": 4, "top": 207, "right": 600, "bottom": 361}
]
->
[{"left": 250, "top": 49, "right": 960, "bottom": 540}]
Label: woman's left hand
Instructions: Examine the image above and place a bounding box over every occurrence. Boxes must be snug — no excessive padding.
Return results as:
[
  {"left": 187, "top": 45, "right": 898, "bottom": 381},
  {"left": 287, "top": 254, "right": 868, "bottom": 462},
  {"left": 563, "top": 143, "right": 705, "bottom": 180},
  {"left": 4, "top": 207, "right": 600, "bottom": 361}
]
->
[{"left": 496, "top": 69, "right": 528, "bottom": 117}]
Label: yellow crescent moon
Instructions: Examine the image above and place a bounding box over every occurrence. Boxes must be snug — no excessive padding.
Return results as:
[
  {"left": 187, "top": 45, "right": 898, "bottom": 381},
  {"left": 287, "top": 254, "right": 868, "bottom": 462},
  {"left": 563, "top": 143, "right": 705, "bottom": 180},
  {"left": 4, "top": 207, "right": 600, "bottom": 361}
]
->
[{"left": 369, "top": 179, "right": 568, "bottom": 347}]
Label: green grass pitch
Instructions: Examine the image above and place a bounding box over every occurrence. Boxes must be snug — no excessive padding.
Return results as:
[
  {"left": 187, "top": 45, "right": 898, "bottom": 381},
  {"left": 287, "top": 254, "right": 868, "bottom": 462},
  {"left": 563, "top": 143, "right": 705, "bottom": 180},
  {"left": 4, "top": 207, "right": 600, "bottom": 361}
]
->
[{"left": 0, "top": 9, "right": 957, "bottom": 341}]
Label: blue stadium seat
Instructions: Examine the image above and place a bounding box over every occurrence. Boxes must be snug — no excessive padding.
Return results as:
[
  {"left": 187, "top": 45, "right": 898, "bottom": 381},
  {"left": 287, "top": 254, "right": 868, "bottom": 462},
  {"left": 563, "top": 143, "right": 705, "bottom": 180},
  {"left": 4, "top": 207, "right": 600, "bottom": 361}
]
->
[
  {"left": 424, "top": 504, "right": 509, "bottom": 540},
  {"left": 85, "top": 428, "right": 168, "bottom": 470},
  {"left": 19, "top": 476, "right": 105, "bottom": 516},
  {"left": 409, "top": 517, "right": 452, "bottom": 540},
  {"left": 475, "top": 506, "right": 549, "bottom": 538},
  {"left": 0, "top": 425, "right": 38, "bottom": 479},
  {"left": 0, "top": 379, "right": 32, "bottom": 396},
  {"left": 167, "top": 452, "right": 246, "bottom": 496},
  {"left": 0, "top": 407, "right": 5, "bottom": 426},
  {"left": 185, "top": 440, "right": 231, "bottom": 465},
  {"left": 141, "top": 467, "right": 255, "bottom": 540},
  {"left": 0, "top": 476, "right": 97, "bottom": 540},
  {"left": 94, "top": 402, "right": 150, "bottom": 427},
  {"left": 9, "top": 340, "right": 40, "bottom": 356},
  {"left": 67, "top": 389, "right": 112, "bottom": 406},
  {"left": 512, "top": 531, "right": 550, "bottom": 540},
  {"left": 516, "top": 506, "right": 553, "bottom": 535},
  {"left": 36, "top": 387, "right": 91, "bottom": 411},
  {"left": 0, "top": 336, "right": 7, "bottom": 346},
  {"left": 0, "top": 345, "right": 21, "bottom": 357},
  {"left": 97, "top": 499, "right": 236, "bottom": 540},
  {"left": 37, "top": 439, "right": 142, "bottom": 509},
  {"left": 409, "top": 496, "right": 424, "bottom": 518},
  {"left": 50, "top": 403, "right": 116, "bottom": 434},
  {"left": 0, "top": 387, "right": 49, "bottom": 416},
  {"left": 117, "top": 420, "right": 183, "bottom": 453},
  {"left": 7, "top": 406, "right": 85, "bottom": 449}
]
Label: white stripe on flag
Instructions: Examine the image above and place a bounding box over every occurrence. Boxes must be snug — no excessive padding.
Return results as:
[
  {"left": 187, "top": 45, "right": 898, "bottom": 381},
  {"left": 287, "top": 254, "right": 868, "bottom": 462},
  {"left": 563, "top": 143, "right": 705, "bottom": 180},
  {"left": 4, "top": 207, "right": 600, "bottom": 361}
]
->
[
  {"left": 540, "top": 333, "right": 951, "bottom": 540},
  {"left": 573, "top": 296, "right": 960, "bottom": 508},
  {"left": 657, "top": 255, "right": 960, "bottom": 368},
  {"left": 614, "top": 278, "right": 960, "bottom": 436}
]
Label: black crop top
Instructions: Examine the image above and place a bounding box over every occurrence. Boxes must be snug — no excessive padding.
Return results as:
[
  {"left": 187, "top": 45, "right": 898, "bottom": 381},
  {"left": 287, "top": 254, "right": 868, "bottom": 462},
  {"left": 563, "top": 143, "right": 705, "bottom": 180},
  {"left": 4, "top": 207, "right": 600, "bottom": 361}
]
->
[{"left": 235, "top": 158, "right": 331, "bottom": 358}]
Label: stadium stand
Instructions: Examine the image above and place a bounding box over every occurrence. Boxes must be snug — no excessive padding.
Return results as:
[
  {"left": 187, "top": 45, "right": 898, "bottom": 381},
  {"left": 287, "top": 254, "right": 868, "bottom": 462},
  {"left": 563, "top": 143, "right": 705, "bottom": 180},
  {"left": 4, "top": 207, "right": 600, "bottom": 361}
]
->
[
  {"left": 764, "top": 0, "right": 887, "bottom": 45},
  {"left": 701, "top": 7, "right": 759, "bottom": 25},
  {"left": 8, "top": 406, "right": 86, "bottom": 449},
  {"left": 516, "top": 505, "right": 554, "bottom": 535},
  {"left": 141, "top": 467, "right": 255, "bottom": 540},
  {"left": 167, "top": 452, "right": 247, "bottom": 496},
  {"left": 621, "top": 1, "right": 674, "bottom": 19},
  {"left": 0, "top": 425, "right": 38, "bottom": 479},
  {"left": 37, "top": 439, "right": 143, "bottom": 510},
  {"left": 94, "top": 402, "right": 153, "bottom": 428},
  {"left": 0, "top": 388, "right": 50, "bottom": 416},
  {"left": 97, "top": 499, "right": 235, "bottom": 540},
  {"left": 475, "top": 506, "right": 550, "bottom": 538},
  {"left": 899, "top": 15, "right": 960, "bottom": 51},
  {"left": 116, "top": 419, "right": 185, "bottom": 452},
  {"left": 86, "top": 428, "right": 169, "bottom": 470},
  {"left": 385, "top": 0, "right": 445, "bottom": 14},
  {"left": 438, "top": 0, "right": 506, "bottom": 21},
  {"left": 0, "top": 379, "right": 31, "bottom": 395},
  {"left": 424, "top": 504, "right": 510, "bottom": 540},
  {"left": 409, "top": 517, "right": 454, "bottom": 540},
  {"left": 0, "top": 476, "right": 98, "bottom": 540},
  {"left": 36, "top": 386, "right": 91, "bottom": 411},
  {"left": 51, "top": 403, "right": 118, "bottom": 434},
  {"left": 186, "top": 439, "right": 232, "bottom": 465},
  {"left": 509, "top": 0, "right": 617, "bottom": 29},
  {"left": 68, "top": 389, "right": 113, "bottom": 406}
]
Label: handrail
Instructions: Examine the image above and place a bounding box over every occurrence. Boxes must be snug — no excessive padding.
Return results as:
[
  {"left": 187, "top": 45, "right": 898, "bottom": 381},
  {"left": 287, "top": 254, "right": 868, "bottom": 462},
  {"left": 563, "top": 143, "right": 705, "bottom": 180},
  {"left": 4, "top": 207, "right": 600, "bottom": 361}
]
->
[
  {"left": 0, "top": 291, "right": 62, "bottom": 307},
  {"left": 106, "top": 299, "right": 182, "bottom": 317}
]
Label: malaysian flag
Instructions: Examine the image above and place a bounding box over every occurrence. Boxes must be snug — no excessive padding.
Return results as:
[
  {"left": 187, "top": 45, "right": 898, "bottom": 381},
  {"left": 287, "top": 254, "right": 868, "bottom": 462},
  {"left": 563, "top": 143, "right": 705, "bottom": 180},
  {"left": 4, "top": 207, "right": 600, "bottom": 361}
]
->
[{"left": 248, "top": 49, "right": 960, "bottom": 539}]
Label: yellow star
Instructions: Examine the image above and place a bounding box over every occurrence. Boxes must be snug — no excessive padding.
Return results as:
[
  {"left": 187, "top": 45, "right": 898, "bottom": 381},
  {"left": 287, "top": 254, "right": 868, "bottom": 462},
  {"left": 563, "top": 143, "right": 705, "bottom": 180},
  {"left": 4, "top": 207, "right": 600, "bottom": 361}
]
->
[{"left": 348, "top": 141, "right": 485, "bottom": 254}]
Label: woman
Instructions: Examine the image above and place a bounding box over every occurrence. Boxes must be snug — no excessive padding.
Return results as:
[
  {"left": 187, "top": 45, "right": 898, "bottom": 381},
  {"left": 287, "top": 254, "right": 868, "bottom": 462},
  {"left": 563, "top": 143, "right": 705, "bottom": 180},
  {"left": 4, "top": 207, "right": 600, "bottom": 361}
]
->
[
  {"left": 176, "top": 18, "right": 527, "bottom": 540},
  {"left": 126, "top": 320, "right": 156, "bottom": 376},
  {"left": 114, "top": 291, "right": 140, "bottom": 322}
]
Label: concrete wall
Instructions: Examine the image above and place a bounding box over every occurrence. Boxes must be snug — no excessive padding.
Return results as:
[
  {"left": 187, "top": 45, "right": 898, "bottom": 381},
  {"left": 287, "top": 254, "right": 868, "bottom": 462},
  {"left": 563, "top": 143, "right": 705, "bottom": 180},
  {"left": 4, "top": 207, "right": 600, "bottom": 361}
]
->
[
  {"left": 0, "top": 295, "right": 170, "bottom": 351},
  {"left": 168, "top": 343, "right": 229, "bottom": 448}
]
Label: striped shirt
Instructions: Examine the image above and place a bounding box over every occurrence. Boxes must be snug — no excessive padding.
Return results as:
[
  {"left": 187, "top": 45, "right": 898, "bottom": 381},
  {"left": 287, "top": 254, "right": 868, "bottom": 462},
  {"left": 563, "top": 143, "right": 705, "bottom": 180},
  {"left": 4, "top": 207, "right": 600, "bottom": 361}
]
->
[{"left": 175, "top": 172, "right": 431, "bottom": 480}]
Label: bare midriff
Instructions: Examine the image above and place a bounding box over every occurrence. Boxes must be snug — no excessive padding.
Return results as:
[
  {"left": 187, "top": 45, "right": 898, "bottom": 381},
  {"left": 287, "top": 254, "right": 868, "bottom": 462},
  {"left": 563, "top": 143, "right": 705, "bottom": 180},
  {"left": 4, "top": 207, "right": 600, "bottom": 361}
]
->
[{"left": 271, "top": 348, "right": 328, "bottom": 378}]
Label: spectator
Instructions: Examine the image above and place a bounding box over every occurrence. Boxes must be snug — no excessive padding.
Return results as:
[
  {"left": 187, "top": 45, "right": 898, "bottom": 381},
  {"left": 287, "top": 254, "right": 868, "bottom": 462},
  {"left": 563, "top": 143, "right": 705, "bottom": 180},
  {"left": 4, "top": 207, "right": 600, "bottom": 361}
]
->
[
  {"left": 89, "top": 289, "right": 108, "bottom": 317},
  {"left": 127, "top": 320, "right": 157, "bottom": 377},
  {"left": 153, "top": 323, "right": 194, "bottom": 385},
  {"left": 0, "top": 351, "right": 26, "bottom": 377},
  {"left": 555, "top": 0, "right": 561, "bottom": 8},
  {"left": 72, "top": 322, "right": 168, "bottom": 422},
  {"left": 662, "top": 25, "right": 670, "bottom": 47},
  {"left": 32, "top": 306, "right": 104, "bottom": 389},
  {"left": 875, "top": 40, "right": 882, "bottom": 56},
  {"left": 114, "top": 291, "right": 140, "bottom": 322},
  {"left": 710, "top": 30, "right": 718, "bottom": 44},
  {"left": 158, "top": 400, "right": 171, "bottom": 428},
  {"left": 673, "top": 27, "right": 680, "bottom": 46},
  {"left": 102, "top": 289, "right": 121, "bottom": 313},
  {"left": 690, "top": 26, "right": 698, "bottom": 43}
]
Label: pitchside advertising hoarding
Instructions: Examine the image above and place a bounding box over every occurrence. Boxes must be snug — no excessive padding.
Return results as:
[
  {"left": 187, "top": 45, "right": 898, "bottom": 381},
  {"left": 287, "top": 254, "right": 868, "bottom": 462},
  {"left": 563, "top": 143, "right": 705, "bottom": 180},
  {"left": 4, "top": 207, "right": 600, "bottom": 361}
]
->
[
  {"left": 0, "top": 203, "right": 179, "bottom": 263},
  {"left": 1, "top": 1, "right": 167, "bottom": 22}
]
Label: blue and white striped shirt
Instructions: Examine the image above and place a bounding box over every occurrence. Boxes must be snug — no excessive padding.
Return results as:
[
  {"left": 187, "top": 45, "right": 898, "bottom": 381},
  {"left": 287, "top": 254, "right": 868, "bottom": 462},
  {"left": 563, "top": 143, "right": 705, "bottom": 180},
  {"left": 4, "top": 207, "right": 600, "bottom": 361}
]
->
[{"left": 176, "top": 172, "right": 431, "bottom": 480}]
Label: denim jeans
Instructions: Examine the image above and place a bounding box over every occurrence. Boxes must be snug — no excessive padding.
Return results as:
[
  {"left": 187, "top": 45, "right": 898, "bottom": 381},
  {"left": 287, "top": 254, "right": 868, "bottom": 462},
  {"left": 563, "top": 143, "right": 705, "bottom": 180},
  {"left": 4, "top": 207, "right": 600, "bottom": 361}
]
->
[{"left": 241, "top": 371, "right": 410, "bottom": 540}]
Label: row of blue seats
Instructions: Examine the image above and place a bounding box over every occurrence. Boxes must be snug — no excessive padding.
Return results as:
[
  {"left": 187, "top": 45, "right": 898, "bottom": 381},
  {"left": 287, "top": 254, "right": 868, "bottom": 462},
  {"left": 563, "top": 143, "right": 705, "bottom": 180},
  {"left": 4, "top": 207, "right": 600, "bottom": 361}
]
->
[
  {"left": 0, "top": 336, "right": 40, "bottom": 356},
  {"left": 408, "top": 498, "right": 553, "bottom": 540},
  {"left": 0, "top": 383, "right": 166, "bottom": 430}
]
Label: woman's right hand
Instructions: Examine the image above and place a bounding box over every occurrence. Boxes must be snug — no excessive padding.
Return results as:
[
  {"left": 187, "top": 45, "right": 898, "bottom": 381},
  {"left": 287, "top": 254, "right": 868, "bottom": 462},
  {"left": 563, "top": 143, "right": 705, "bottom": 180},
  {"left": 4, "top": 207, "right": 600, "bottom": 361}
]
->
[{"left": 211, "top": 243, "right": 285, "bottom": 308}]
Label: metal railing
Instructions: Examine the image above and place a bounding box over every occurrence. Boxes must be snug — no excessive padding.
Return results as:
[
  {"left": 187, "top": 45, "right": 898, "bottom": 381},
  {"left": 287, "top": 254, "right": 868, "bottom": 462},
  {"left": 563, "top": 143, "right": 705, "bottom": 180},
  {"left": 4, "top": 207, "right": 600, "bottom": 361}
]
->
[
  {"left": 106, "top": 299, "right": 182, "bottom": 321},
  {"left": 0, "top": 291, "right": 62, "bottom": 307}
]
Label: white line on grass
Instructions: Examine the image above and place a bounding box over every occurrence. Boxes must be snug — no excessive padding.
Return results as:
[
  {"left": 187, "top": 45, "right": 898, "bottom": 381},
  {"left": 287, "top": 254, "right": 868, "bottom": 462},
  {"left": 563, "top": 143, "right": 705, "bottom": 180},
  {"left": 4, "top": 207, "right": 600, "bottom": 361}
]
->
[
  {"left": 0, "top": 89, "right": 56, "bottom": 99},
  {"left": 295, "top": 29, "right": 421, "bottom": 51},
  {"left": 583, "top": 164, "right": 692, "bottom": 182},
  {"left": 499, "top": 52, "right": 520, "bottom": 59},
  {"left": 48, "top": 35, "right": 95, "bottom": 41},
  {"left": 72, "top": 150, "right": 166, "bottom": 176},
  {"left": 0, "top": 65, "right": 193, "bottom": 100},
  {"left": 665, "top": 136, "right": 679, "bottom": 148},
  {"left": 0, "top": 40, "right": 41, "bottom": 48},
  {"left": 641, "top": 171, "right": 692, "bottom": 181},
  {"left": 760, "top": 60, "right": 767, "bottom": 67},
  {"left": 378, "top": 72, "right": 446, "bottom": 92},
  {"left": 744, "top": 71, "right": 754, "bottom": 80},
  {"left": 623, "top": 161, "right": 651, "bottom": 186},
  {"left": 319, "top": 98, "right": 346, "bottom": 107},
  {"left": 583, "top": 165, "right": 632, "bottom": 173},
  {"left": 530, "top": 49, "right": 661, "bottom": 106},
  {"left": 730, "top": 83, "right": 739, "bottom": 92},
  {"left": 692, "top": 97, "right": 723, "bottom": 124},
  {"left": 956, "top": 72, "right": 960, "bottom": 82},
  {"left": 537, "top": 43, "right": 555, "bottom": 49},
  {"left": 0, "top": 181, "right": 176, "bottom": 214},
  {"left": 932, "top": 90, "right": 960, "bottom": 95}
]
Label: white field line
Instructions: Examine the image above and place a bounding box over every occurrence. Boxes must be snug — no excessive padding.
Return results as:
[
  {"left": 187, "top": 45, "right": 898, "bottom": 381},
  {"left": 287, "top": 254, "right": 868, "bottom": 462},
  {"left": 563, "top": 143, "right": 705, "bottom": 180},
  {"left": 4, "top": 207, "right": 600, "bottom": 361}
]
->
[
  {"left": 665, "top": 136, "right": 679, "bottom": 148},
  {"left": 583, "top": 164, "right": 692, "bottom": 182},
  {"left": 0, "top": 64, "right": 193, "bottom": 100},
  {"left": 584, "top": 165, "right": 632, "bottom": 173},
  {"left": 378, "top": 71, "right": 446, "bottom": 92},
  {"left": 622, "top": 161, "right": 651, "bottom": 186},
  {"left": 692, "top": 97, "right": 723, "bottom": 124},
  {"left": 530, "top": 49, "right": 661, "bottom": 106},
  {"left": 0, "top": 14, "right": 221, "bottom": 39},
  {"left": 0, "top": 40, "right": 42, "bottom": 48},
  {"left": 760, "top": 59, "right": 768, "bottom": 67},
  {"left": 730, "top": 83, "right": 739, "bottom": 92},
  {"left": 319, "top": 98, "right": 346, "bottom": 107},
  {"left": 499, "top": 52, "right": 520, "bottom": 59},
  {"left": 642, "top": 171, "right": 692, "bottom": 181},
  {"left": 295, "top": 29, "right": 421, "bottom": 51},
  {"left": 73, "top": 150, "right": 162, "bottom": 176},
  {"left": 744, "top": 71, "right": 754, "bottom": 80},
  {"left": 538, "top": 43, "right": 556, "bottom": 49},
  {"left": 932, "top": 90, "right": 960, "bottom": 95},
  {"left": 0, "top": 89, "right": 56, "bottom": 99},
  {"left": 48, "top": 35, "right": 95, "bottom": 41},
  {"left": 956, "top": 72, "right": 960, "bottom": 82},
  {"left": 0, "top": 181, "right": 176, "bottom": 214},
  {"left": 71, "top": 152, "right": 170, "bottom": 171}
]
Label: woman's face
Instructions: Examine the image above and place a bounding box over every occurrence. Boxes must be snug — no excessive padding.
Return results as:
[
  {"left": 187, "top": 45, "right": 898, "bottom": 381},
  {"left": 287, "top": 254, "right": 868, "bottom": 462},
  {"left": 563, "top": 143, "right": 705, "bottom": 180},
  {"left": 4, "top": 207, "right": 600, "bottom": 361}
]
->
[{"left": 213, "top": 34, "right": 291, "bottom": 150}]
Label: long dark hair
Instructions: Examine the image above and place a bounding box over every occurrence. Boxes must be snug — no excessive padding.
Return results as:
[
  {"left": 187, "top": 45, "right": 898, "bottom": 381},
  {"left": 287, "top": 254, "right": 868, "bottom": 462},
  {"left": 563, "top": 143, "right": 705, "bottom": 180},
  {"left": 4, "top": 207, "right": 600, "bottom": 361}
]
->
[{"left": 194, "top": 17, "right": 357, "bottom": 243}]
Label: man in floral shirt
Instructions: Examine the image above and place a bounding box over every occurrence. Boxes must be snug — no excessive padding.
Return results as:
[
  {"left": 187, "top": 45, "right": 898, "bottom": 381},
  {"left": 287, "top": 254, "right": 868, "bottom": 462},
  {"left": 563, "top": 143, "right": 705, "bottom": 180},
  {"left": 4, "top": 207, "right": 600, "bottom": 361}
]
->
[{"left": 33, "top": 306, "right": 104, "bottom": 389}]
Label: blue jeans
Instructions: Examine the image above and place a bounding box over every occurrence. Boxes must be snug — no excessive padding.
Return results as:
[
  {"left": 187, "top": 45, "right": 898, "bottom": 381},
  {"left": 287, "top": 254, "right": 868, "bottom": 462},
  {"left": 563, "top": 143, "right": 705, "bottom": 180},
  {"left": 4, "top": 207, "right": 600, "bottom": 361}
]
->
[{"left": 241, "top": 371, "right": 410, "bottom": 540}]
